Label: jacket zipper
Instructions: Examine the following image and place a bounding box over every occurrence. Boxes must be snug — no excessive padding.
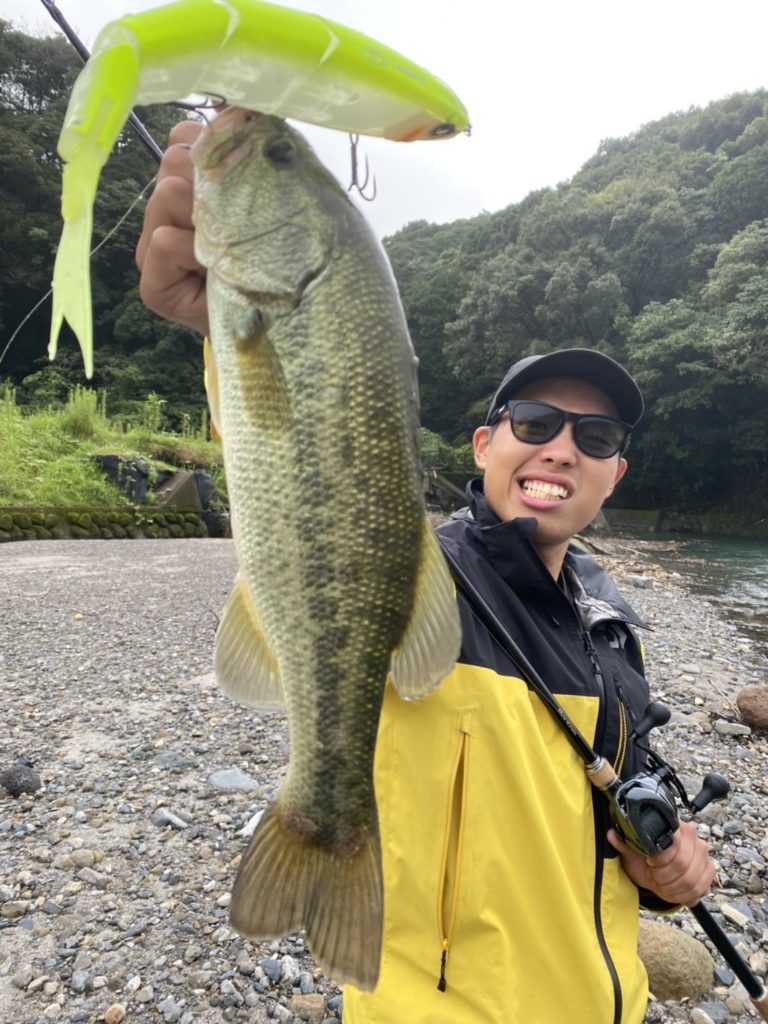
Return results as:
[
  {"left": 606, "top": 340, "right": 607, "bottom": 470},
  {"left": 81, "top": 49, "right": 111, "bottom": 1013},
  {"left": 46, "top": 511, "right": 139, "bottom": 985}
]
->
[
  {"left": 582, "top": 629, "right": 607, "bottom": 742},
  {"left": 592, "top": 794, "right": 624, "bottom": 1024},
  {"left": 614, "top": 685, "right": 630, "bottom": 778},
  {"left": 436, "top": 729, "right": 469, "bottom": 992},
  {"left": 583, "top": 629, "right": 624, "bottom": 1021}
]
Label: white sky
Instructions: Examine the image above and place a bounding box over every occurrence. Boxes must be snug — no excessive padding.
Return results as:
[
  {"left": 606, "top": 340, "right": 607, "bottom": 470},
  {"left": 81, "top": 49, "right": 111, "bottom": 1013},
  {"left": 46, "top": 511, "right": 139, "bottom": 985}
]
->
[{"left": 6, "top": 0, "right": 768, "bottom": 237}]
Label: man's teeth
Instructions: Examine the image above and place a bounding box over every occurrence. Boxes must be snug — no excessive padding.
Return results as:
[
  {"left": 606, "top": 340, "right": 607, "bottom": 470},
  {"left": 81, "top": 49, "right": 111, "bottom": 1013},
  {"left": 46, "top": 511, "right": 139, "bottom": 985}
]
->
[{"left": 521, "top": 480, "right": 568, "bottom": 500}]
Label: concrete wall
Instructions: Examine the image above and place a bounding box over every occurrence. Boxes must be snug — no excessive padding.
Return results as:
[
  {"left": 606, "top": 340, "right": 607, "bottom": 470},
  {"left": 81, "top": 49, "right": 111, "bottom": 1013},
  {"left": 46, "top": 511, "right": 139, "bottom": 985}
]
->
[{"left": 0, "top": 507, "right": 208, "bottom": 543}]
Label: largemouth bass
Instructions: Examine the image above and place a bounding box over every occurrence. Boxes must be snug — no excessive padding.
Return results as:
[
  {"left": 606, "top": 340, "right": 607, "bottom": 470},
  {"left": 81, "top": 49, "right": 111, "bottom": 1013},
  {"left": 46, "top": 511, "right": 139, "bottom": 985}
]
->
[{"left": 190, "top": 107, "right": 461, "bottom": 990}]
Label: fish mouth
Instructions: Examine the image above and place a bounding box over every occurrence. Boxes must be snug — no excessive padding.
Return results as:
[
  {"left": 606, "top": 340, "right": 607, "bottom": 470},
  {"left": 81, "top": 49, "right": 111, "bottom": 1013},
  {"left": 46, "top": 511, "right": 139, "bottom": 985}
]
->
[{"left": 191, "top": 107, "right": 264, "bottom": 178}]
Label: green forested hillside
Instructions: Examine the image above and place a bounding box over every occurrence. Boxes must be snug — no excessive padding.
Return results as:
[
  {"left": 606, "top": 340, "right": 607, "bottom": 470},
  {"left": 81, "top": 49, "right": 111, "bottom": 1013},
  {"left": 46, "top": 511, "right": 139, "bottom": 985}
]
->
[
  {"left": 385, "top": 92, "right": 768, "bottom": 512},
  {"left": 2, "top": 18, "right": 767, "bottom": 516}
]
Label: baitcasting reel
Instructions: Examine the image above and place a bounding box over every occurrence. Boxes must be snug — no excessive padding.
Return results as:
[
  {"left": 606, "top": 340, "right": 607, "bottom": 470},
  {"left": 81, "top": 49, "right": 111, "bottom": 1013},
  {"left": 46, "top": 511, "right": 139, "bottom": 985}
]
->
[{"left": 607, "top": 702, "right": 730, "bottom": 857}]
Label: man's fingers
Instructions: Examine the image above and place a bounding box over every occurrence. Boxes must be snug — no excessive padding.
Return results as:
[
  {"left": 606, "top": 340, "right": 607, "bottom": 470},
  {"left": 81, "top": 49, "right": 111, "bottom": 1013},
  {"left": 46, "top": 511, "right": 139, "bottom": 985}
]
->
[
  {"left": 168, "top": 119, "right": 205, "bottom": 149},
  {"left": 136, "top": 174, "right": 198, "bottom": 271},
  {"left": 140, "top": 224, "right": 200, "bottom": 291},
  {"left": 138, "top": 225, "right": 209, "bottom": 334},
  {"left": 134, "top": 119, "right": 210, "bottom": 334},
  {"left": 136, "top": 128, "right": 198, "bottom": 268},
  {"left": 156, "top": 138, "right": 197, "bottom": 188}
]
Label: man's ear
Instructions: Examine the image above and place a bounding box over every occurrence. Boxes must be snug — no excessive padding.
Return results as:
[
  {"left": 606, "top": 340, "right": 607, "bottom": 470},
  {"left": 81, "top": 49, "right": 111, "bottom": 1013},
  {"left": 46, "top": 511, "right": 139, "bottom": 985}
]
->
[
  {"left": 473, "top": 425, "right": 491, "bottom": 469},
  {"left": 605, "top": 456, "right": 628, "bottom": 498}
]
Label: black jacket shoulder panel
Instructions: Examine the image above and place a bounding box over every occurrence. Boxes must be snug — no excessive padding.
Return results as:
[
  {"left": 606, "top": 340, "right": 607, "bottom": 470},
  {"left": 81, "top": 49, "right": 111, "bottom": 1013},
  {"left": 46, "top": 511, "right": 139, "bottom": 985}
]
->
[{"left": 437, "top": 480, "right": 652, "bottom": 770}]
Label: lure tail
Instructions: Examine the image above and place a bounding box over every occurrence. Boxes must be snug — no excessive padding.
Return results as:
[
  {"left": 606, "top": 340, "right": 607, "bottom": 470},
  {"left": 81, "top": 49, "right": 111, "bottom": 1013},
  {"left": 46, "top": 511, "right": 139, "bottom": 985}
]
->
[
  {"left": 49, "top": 157, "right": 100, "bottom": 378},
  {"left": 50, "top": 35, "right": 140, "bottom": 378}
]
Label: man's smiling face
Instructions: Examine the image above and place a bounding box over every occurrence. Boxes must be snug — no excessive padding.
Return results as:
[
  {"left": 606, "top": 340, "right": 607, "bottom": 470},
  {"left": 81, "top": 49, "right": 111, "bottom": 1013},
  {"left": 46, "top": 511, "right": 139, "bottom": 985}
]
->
[{"left": 473, "top": 377, "right": 628, "bottom": 576}]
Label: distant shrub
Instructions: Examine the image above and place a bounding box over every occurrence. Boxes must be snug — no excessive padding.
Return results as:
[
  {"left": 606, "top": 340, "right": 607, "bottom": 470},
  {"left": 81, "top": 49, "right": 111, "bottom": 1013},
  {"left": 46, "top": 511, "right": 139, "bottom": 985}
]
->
[{"left": 59, "top": 386, "right": 108, "bottom": 440}]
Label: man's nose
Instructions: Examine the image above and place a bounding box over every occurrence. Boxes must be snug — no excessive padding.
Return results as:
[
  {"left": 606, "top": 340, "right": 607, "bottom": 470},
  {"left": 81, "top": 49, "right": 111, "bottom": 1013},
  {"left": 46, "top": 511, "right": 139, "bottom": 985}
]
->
[{"left": 538, "top": 424, "right": 578, "bottom": 464}]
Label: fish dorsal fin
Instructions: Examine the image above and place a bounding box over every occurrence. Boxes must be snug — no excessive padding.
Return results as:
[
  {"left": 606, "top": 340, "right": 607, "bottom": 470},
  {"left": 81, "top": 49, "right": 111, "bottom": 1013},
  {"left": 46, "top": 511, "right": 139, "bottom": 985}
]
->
[
  {"left": 389, "top": 519, "right": 461, "bottom": 699},
  {"left": 215, "top": 574, "right": 283, "bottom": 708},
  {"left": 203, "top": 337, "right": 222, "bottom": 442}
]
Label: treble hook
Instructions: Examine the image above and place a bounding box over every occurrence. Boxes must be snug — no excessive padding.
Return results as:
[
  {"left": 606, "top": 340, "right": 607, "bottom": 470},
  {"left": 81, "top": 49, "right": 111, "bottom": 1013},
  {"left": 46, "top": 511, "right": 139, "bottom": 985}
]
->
[
  {"left": 347, "top": 133, "right": 377, "bottom": 202},
  {"left": 172, "top": 94, "right": 228, "bottom": 123}
]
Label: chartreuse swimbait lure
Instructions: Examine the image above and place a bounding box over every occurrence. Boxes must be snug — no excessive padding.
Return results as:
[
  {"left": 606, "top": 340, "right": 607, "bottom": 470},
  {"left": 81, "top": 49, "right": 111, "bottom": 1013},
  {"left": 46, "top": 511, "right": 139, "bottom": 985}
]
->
[{"left": 48, "top": 0, "right": 470, "bottom": 378}]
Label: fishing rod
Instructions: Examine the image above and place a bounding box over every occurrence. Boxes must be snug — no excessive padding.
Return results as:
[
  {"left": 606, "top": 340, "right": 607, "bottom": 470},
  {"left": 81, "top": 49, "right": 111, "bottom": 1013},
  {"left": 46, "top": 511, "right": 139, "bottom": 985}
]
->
[
  {"left": 38, "top": 0, "right": 164, "bottom": 164},
  {"left": 441, "top": 545, "right": 768, "bottom": 1021}
]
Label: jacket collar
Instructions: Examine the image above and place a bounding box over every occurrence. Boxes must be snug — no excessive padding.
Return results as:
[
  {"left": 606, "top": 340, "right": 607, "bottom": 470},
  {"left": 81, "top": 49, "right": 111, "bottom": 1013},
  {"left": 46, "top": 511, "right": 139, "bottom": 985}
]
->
[{"left": 453, "top": 479, "right": 647, "bottom": 629}]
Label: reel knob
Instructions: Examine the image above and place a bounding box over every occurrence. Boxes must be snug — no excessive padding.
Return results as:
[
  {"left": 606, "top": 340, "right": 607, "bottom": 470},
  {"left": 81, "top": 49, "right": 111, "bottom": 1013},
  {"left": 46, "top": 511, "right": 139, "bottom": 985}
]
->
[
  {"left": 690, "top": 772, "right": 730, "bottom": 814},
  {"left": 631, "top": 702, "right": 671, "bottom": 741}
]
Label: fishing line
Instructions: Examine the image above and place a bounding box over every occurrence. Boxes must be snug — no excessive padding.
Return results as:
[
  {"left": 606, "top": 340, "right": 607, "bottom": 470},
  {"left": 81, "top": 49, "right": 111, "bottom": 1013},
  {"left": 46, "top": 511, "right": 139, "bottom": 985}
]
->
[{"left": 0, "top": 175, "right": 157, "bottom": 374}]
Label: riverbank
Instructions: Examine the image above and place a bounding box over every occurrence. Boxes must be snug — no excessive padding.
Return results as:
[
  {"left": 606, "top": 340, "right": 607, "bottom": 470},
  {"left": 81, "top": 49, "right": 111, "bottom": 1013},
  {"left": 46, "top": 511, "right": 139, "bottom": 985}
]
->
[{"left": 0, "top": 539, "right": 765, "bottom": 1024}]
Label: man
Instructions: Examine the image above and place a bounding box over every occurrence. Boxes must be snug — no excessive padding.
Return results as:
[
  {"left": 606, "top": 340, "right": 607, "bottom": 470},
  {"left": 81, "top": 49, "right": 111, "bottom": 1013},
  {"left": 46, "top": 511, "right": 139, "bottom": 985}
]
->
[{"left": 136, "top": 123, "right": 714, "bottom": 1024}]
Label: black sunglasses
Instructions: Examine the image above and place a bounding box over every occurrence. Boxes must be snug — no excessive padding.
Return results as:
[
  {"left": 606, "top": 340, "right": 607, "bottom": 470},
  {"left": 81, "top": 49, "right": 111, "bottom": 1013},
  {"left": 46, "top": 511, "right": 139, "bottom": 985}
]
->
[{"left": 488, "top": 400, "right": 632, "bottom": 459}]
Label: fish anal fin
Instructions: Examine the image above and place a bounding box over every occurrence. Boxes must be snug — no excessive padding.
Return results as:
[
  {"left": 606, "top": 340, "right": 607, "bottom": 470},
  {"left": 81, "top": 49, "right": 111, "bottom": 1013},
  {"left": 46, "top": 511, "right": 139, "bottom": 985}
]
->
[
  {"left": 215, "top": 574, "right": 283, "bottom": 708},
  {"left": 229, "top": 801, "right": 383, "bottom": 991},
  {"left": 389, "top": 519, "right": 461, "bottom": 700}
]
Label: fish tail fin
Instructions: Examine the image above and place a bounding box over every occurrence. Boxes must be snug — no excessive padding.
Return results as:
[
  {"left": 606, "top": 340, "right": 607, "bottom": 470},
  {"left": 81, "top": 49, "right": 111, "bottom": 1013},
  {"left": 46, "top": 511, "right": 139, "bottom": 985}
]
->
[{"left": 229, "top": 801, "right": 383, "bottom": 990}]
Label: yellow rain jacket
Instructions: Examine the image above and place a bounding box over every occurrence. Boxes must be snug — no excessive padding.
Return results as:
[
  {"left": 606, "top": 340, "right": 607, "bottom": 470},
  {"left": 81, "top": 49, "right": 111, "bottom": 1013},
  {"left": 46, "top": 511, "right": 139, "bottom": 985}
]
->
[{"left": 345, "top": 482, "right": 666, "bottom": 1024}]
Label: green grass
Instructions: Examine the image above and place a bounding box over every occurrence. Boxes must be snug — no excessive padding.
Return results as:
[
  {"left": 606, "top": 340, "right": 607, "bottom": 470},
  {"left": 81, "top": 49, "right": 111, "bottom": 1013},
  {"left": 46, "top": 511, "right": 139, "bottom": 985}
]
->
[{"left": 0, "top": 386, "right": 225, "bottom": 507}]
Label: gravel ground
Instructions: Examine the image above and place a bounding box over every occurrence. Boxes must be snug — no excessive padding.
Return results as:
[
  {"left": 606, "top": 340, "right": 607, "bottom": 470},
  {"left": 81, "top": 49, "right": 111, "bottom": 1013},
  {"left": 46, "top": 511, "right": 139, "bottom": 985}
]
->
[{"left": 0, "top": 537, "right": 766, "bottom": 1024}]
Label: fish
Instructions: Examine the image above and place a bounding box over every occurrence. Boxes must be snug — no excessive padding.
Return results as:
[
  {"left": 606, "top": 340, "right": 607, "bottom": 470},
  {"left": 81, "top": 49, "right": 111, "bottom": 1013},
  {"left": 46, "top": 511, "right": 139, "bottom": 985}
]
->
[
  {"left": 48, "top": 0, "right": 469, "bottom": 379},
  {"left": 191, "top": 106, "right": 461, "bottom": 990}
]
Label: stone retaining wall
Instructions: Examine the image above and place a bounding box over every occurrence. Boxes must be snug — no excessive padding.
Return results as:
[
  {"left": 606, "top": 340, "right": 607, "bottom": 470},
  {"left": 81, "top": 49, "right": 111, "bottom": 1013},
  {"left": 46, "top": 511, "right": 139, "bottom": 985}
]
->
[
  {"left": 604, "top": 507, "right": 768, "bottom": 539},
  {"left": 0, "top": 507, "right": 208, "bottom": 543}
]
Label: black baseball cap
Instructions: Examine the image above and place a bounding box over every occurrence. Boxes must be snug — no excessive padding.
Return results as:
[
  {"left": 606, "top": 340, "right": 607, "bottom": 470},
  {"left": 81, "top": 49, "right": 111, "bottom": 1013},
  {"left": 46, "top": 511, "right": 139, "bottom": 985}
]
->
[{"left": 486, "top": 348, "right": 644, "bottom": 426}]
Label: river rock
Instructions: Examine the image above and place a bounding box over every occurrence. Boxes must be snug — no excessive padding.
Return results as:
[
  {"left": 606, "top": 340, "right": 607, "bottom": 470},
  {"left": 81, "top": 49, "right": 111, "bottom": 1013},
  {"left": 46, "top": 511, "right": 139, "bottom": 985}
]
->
[
  {"left": 291, "top": 993, "right": 327, "bottom": 1022},
  {"left": 207, "top": 767, "right": 261, "bottom": 791},
  {"left": 638, "top": 918, "right": 714, "bottom": 1001},
  {"left": 735, "top": 685, "right": 768, "bottom": 730},
  {"left": 2, "top": 537, "right": 766, "bottom": 1024},
  {"left": 0, "top": 763, "right": 41, "bottom": 796}
]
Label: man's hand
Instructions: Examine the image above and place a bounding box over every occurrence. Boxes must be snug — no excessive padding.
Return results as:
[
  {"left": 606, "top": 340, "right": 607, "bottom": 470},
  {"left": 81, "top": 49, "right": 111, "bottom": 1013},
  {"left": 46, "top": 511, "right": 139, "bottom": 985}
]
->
[
  {"left": 607, "top": 821, "right": 715, "bottom": 906},
  {"left": 136, "top": 120, "right": 210, "bottom": 336}
]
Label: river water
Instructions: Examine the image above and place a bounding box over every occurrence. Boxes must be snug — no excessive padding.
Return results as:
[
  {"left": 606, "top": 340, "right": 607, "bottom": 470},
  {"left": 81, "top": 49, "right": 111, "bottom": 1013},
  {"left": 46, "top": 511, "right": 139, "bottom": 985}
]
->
[{"left": 625, "top": 534, "right": 768, "bottom": 655}]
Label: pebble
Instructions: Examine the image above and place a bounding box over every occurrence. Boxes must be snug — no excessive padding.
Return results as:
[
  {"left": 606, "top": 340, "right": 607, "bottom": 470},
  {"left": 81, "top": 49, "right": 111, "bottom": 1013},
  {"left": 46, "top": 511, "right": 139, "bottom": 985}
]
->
[
  {"left": 0, "top": 538, "right": 765, "bottom": 1024},
  {"left": 714, "top": 720, "right": 752, "bottom": 737},
  {"left": 208, "top": 768, "right": 262, "bottom": 791}
]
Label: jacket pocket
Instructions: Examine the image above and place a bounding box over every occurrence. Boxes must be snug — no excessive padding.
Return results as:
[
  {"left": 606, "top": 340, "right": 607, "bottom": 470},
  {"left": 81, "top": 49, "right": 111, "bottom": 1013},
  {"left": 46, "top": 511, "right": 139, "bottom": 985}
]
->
[{"left": 436, "top": 724, "right": 470, "bottom": 992}]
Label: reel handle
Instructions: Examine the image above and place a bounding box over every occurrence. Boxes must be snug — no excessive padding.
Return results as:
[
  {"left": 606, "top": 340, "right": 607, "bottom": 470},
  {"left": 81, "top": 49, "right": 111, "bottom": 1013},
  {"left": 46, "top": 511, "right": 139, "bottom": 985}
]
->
[
  {"left": 690, "top": 772, "right": 730, "bottom": 814},
  {"left": 631, "top": 701, "right": 671, "bottom": 741}
]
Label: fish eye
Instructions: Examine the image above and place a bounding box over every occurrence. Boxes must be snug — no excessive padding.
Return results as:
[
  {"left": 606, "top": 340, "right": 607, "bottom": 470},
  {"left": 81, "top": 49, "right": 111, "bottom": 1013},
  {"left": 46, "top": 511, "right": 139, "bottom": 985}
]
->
[{"left": 264, "top": 138, "right": 296, "bottom": 165}]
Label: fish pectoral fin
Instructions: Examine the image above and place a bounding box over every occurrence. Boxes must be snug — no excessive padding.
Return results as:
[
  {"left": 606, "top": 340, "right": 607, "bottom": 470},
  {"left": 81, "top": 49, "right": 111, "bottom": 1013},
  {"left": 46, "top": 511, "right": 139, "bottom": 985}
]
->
[
  {"left": 203, "top": 337, "right": 222, "bottom": 442},
  {"left": 215, "top": 575, "right": 283, "bottom": 708},
  {"left": 389, "top": 519, "right": 462, "bottom": 700},
  {"left": 230, "top": 801, "right": 383, "bottom": 991}
]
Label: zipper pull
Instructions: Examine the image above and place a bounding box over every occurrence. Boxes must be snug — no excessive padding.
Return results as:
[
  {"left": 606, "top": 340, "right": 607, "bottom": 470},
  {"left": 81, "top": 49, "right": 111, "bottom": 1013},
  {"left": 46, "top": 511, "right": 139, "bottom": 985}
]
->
[{"left": 437, "top": 944, "right": 448, "bottom": 992}]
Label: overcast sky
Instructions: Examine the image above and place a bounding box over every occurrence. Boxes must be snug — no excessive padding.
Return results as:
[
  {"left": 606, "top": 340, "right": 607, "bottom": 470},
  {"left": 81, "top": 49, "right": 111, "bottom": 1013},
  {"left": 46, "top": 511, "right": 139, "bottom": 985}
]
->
[{"left": 7, "top": 0, "right": 768, "bottom": 237}]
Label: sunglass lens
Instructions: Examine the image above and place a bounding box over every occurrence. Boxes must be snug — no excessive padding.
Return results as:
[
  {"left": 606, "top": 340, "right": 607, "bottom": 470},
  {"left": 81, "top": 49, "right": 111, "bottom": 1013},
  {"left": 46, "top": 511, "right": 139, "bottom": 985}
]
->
[
  {"left": 511, "top": 403, "right": 562, "bottom": 443},
  {"left": 575, "top": 419, "right": 626, "bottom": 458}
]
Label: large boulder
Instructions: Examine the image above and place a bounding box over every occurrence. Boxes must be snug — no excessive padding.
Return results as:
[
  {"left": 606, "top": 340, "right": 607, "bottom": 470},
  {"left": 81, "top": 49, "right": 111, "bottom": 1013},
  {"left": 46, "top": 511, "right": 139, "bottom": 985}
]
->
[
  {"left": 638, "top": 918, "right": 713, "bottom": 1001},
  {"left": 736, "top": 685, "right": 768, "bottom": 731}
]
